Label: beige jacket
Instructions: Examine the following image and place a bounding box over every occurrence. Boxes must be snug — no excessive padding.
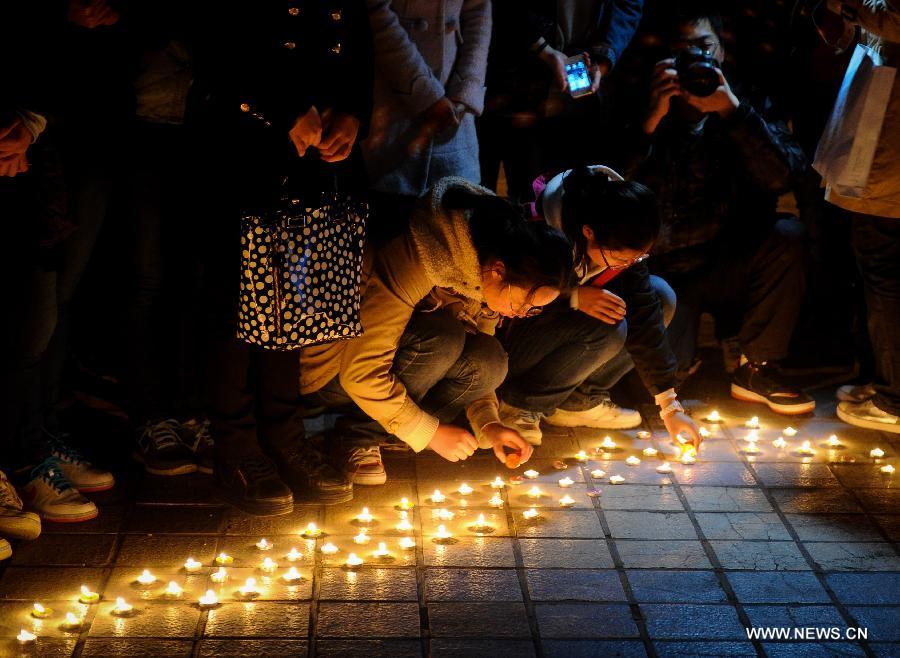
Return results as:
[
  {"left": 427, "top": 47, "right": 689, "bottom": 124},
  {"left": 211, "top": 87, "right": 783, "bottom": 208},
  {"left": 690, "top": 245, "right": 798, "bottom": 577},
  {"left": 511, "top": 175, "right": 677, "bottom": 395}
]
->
[{"left": 300, "top": 177, "right": 502, "bottom": 451}]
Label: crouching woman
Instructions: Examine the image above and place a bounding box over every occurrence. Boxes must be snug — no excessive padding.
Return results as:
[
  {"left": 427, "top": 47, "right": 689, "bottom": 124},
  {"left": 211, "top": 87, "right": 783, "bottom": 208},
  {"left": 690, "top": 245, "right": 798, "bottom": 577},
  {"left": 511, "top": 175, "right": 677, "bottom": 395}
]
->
[{"left": 301, "top": 177, "right": 574, "bottom": 485}]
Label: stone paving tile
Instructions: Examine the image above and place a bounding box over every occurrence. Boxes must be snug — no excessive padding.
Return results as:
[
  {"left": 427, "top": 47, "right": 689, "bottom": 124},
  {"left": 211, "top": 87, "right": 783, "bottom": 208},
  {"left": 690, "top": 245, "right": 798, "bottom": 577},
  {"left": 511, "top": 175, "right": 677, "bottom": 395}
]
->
[
  {"left": 770, "top": 488, "right": 862, "bottom": 514},
  {"left": 848, "top": 606, "right": 900, "bottom": 641},
  {"left": 423, "top": 537, "right": 516, "bottom": 567},
  {"left": 543, "top": 639, "right": 648, "bottom": 657},
  {"left": 615, "top": 540, "right": 712, "bottom": 569},
  {"left": 9, "top": 534, "right": 117, "bottom": 567},
  {"left": 626, "top": 570, "right": 727, "bottom": 603},
  {"left": 853, "top": 489, "right": 900, "bottom": 514},
  {"left": 526, "top": 569, "right": 626, "bottom": 602},
  {"left": 831, "top": 464, "right": 900, "bottom": 489},
  {"left": 115, "top": 534, "right": 219, "bottom": 567},
  {"left": 826, "top": 573, "right": 900, "bottom": 605},
  {"left": 319, "top": 567, "right": 418, "bottom": 601},
  {"left": 695, "top": 512, "right": 792, "bottom": 541},
  {"left": 784, "top": 513, "right": 885, "bottom": 542},
  {"left": 0, "top": 638, "right": 76, "bottom": 657},
  {"left": 431, "top": 639, "right": 536, "bottom": 657},
  {"left": 594, "top": 484, "right": 684, "bottom": 511},
  {"left": 675, "top": 462, "right": 758, "bottom": 487},
  {"left": 654, "top": 641, "right": 757, "bottom": 657},
  {"left": 873, "top": 515, "right": 900, "bottom": 541},
  {"left": 316, "top": 602, "right": 420, "bottom": 638},
  {"left": 518, "top": 538, "right": 615, "bottom": 568},
  {"left": 710, "top": 540, "right": 811, "bottom": 571},
  {"left": 427, "top": 602, "right": 531, "bottom": 638},
  {"left": 804, "top": 542, "right": 900, "bottom": 571},
  {"left": 124, "top": 505, "right": 225, "bottom": 534},
  {"left": 424, "top": 568, "right": 522, "bottom": 602},
  {"left": 726, "top": 572, "right": 830, "bottom": 604},
  {"left": 315, "top": 639, "right": 422, "bottom": 656},
  {"left": 763, "top": 642, "right": 868, "bottom": 657},
  {"left": 535, "top": 603, "right": 638, "bottom": 639},
  {"left": 205, "top": 602, "right": 310, "bottom": 638},
  {"left": 744, "top": 604, "right": 848, "bottom": 634},
  {"left": 0, "top": 566, "right": 106, "bottom": 601},
  {"left": 514, "top": 510, "right": 605, "bottom": 539},
  {"left": 680, "top": 486, "right": 774, "bottom": 512},
  {"left": 197, "top": 639, "right": 309, "bottom": 657},
  {"left": 317, "top": 535, "right": 417, "bottom": 569},
  {"left": 80, "top": 639, "right": 194, "bottom": 657},
  {"left": 872, "top": 643, "right": 900, "bottom": 658},
  {"left": 88, "top": 601, "right": 201, "bottom": 638},
  {"left": 40, "top": 505, "right": 128, "bottom": 535},
  {"left": 221, "top": 508, "right": 322, "bottom": 536},
  {"left": 420, "top": 507, "right": 511, "bottom": 538},
  {"left": 641, "top": 604, "right": 745, "bottom": 639},
  {"left": 752, "top": 463, "right": 842, "bottom": 488},
  {"left": 605, "top": 511, "right": 698, "bottom": 540},
  {"left": 136, "top": 474, "right": 214, "bottom": 505},
  {"left": 506, "top": 485, "right": 597, "bottom": 510}
]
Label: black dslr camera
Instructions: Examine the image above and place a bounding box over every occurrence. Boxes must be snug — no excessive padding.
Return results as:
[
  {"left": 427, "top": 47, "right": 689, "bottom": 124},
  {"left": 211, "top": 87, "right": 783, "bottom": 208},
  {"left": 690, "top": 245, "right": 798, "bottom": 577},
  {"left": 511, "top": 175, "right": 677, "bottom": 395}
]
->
[{"left": 674, "top": 47, "right": 721, "bottom": 97}]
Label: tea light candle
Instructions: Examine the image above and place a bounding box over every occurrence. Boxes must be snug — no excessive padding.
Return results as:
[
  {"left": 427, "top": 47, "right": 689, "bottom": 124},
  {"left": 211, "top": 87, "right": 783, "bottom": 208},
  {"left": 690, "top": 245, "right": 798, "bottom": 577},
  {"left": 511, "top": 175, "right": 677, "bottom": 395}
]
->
[
  {"left": 625, "top": 456, "right": 641, "bottom": 466},
  {"left": 31, "top": 602, "right": 52, "bottom": 618},
  {"left": 255, "top": 538, "right": 273, "bottom": 551},
  {"left": 433, "top": 525, "right": 453, "bottom": 541},
  {"left": 705, "top": 410, "right": 722, "bottom": 423},
  {"left": 434, "top": 508, "right": 455, "bottom": 521},
  {"left": 111, "top": 597, "right": 134, "bottom": 617},
  {"left": 575, "top": 450, "right": 589, "bottom": 462},
  {"left": 522, "top": 508, "right": 539, "bottom": 520},
  {"left": 468, "top": 513, "right": 494, "bottom": 533},
  {"left": 745, "top": 416, "right": 760, "bottom": 429},
  {"left": 636, "top": 430, "right": 652, "bottom": 440},
  {"left": 680, "top": 449, "right": 697, "bottom": 465},
  {"left": 283, "top": 567, "right": 303, "bottom": 583},
  {"left": 590, "top": 469, "right": 606, "bottom": 479},
  {"left": 286, "top": 547, "right": 302, "bottom": 562},
  {"left": 198, "top": 590, "right": 219, "bottom": 608},
  {"left": 62, "top": 612, "right": 82, "bottom": 631},
  {"left": 397, "top": 497, "right": 414, "bottom": 510},
  {"left": 17, "top": 629, "right": 36, "bottom": 643},
  {"left": 871, "top": 447, "right": 885, "bottom": 459},
  {"left": 558, "top": 477, "right": 574, "bottom": 488},
  {"left": 215, "top": 552, "right": 233, "bottom": 566},
  {"left": 135, "top": 570, "right": 156, "bottom": 586},
  {"left": 772, "top": 437, "right": 788, "bottom": 449},
  {"left": 353, "top": 529, "right": 370, "bottom": 544},
  {"left": 559, "top": 495, "right": 576, "bottom": 508},
  {"left": 489, "top": 492, "right": 504, "bottom": 507},
  {"left": 527, "top": 485, "right": 544, "bottom": 498},
  {"left": 320, "top": 542, "right": 339, "bottom": 555},
  {"left": 491, "top": 476, "right": 506, "bottom": 489},
  {"left": 783, "top": 426, "right": 798, "bottom": 437},
  {"left": 881, "top": 464, "right": 896, "bottom": 475},
  {"left": 237, "top": 578, "right": 259, "bottom": 598},
  {"left": 656, "top": 462, "right": 673, "bottom": 474},
  {"left": 458, "top": 483, "right": 474, "bottom": 496},
  {"left": 260, "top": 557, "right": 278, "bottom": 573},
  {"left": 609, "top": 475, "right": 625, "bottom": 484},
  {"left": 431, "top": 489, "right": 446, "bottom": 504},
  {"left": 523, "top": 469, "right": 540, "bottom": 479},
  {"left": 184, "top": 557, "right": 202, "bottom": 573},
  {"left": 698, "top": 427, "right": 712, "bottom": 438},
  {"left": 210, "top": 567, "right": 228, "bottom": 583},
  {"left": 302, "top": 522, "right": 322, "bottom": 538},
  {"left": 372, "top": 542, "right": 392, "bottom": 559},
  {"left": 826, "top": 435, "right": 843, "bottom": 448},
  {"left": 745, "top": 430, "right": 759, "bottom": 442},
  {"left": 642, "top": 447, "right": 658, "bottom": 457},
  {"left": 79, "top": 585, "right": 100, "bottom": 604},
  {"left": 356, "top": 507, "right": 374, "bottom": 524},
  {"left": 798, "top": 440, "right": 816, "bottom": 456},
  {"left": 395, "top": 511, "right": 414, "bottom": 532},
  {"left": 345, "top": 553, "right": 364, "bottom": 568},
  {"left": 744, "top": 442, "right": 760, "bottom": 455},
  {"left": 399, "top": 537, "right": 416, "bottom": 550},
  {"left": 164, "top": 581, "right": 183, "bottom": 599},
  {"left": 599, "top": 436, "right": 617, "bottom": 450}
]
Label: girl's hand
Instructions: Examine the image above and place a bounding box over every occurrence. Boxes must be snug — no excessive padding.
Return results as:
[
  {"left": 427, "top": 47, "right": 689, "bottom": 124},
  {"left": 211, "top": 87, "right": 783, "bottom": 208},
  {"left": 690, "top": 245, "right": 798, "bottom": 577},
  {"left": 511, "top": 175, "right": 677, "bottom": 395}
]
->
[
  {"left": 289, "top": 106, "right": 323, "bottom": 157},
  {"left": 428, "top": 423, "right": 478, "bottom": 462},
  {"left": 663, "top": 411, "right": 702, "bottom": 450},
  {"left": 482, "top": 422, "right": 534, "bottom": 466},
  {"left": 578, "top": 286, "right": 626, "bottom": 324},
  {"left": 318, "top": 110, "right": 360, "bottom": 162}
]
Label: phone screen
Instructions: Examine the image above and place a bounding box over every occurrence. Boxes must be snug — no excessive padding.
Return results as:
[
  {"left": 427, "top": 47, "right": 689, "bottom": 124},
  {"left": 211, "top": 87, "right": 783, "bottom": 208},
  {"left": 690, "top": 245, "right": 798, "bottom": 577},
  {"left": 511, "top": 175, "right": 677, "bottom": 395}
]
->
[{"left": 565, "top": 58, "right": 591, "bottom": 94}]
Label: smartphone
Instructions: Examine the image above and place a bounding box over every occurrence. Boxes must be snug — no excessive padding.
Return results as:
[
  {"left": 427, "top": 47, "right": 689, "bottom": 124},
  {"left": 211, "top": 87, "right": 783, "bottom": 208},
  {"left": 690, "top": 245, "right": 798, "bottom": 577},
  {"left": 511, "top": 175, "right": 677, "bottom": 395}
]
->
[{"left": 565, "top": 54, "right": 593, "bottom": 98}]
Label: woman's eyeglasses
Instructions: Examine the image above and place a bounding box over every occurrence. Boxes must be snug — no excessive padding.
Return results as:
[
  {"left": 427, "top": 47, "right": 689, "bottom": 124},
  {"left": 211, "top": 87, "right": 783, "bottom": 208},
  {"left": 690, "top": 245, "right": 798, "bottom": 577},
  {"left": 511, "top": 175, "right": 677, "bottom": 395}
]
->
[
  {"left": 507, "top": 283, "right": 544, "bottom": 318},
  {"left": 599, "top": 249, "right": 649, "bottom": 271}
]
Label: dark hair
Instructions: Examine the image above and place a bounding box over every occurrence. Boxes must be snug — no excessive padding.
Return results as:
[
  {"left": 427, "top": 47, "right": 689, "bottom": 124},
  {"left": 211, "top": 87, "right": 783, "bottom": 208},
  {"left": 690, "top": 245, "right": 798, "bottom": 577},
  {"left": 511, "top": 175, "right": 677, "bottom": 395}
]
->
[
  {"left": 673, "top": 1, "right": 724, "bottom": 42},
  {"left": 442, "top": 188, "right": 575, "bottom": 295},
  {"left": 561, "top": 167, "right": 660, "bottom": 267}
]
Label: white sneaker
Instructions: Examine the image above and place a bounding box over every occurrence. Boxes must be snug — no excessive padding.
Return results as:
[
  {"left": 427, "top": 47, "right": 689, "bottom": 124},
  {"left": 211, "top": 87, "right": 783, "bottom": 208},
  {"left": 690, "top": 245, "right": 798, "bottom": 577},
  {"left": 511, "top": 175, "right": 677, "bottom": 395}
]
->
[
  {"left": 345, "top": 446, "right": 387, "bottom": 486},
  {"left": 0, "top": 470, "right": 40, "bottom": 540},
  {"left": 836, "top": 383, "right": 876, "bottom": 404},
  {"left": 837, "top": 399, "right": 900, "bottom": 434},
  {"left": 546, "top": 397, "right": 642, "bottom": 430},
  {"left": 499, "top": 402, "right": 543, "bottom": 446},
  {"left": 47, "top": 432, "right": 115, "bottom": 492},
  {"left": 20, "top": 458, "right": 99, "bottom": 523}
]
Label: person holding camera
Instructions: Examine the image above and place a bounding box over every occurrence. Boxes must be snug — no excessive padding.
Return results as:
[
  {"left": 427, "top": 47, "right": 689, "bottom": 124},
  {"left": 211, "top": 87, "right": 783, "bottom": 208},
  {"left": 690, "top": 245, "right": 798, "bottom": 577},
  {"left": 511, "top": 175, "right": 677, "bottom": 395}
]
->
[{"left": 620, "top": 4, "right": 812, "bottom": 416}]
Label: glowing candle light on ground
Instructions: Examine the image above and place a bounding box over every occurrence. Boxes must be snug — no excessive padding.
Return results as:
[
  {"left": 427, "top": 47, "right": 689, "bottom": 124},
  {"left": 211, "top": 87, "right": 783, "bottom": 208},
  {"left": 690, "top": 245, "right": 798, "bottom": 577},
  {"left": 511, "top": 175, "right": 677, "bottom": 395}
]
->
[
  {"left": 625, "top": 456, "right": 641, "bottom": 466},
  {"left": 32, "top": 603, "right": 52, "bottom": 618},
  {"left": 198, "top": 590, "right": 218, "bottom": 608},
  {"left": 527, "top": 485, "right": 544, "bottom": 498},
  {"left": 111, "top": 597, "right": 134, "bottom": 616},
  {"left": 783, "top": 426, "right": 798, "bottom": 437},
  {"left": 255, "top": 538, "right": 273, "bottom": 551},
  {"left": 609, "top": 475, "right": 625, "bottom": 484},
  {"left": 798, "top": 441, "right": 816, "bottom": 456},
  {"left": 356, "top": 507, "right": 374, "bottom": 524},
  {"left": 468, "top": 513, "right": 494, "bottom": 533},
  {"left": 17, "top": 629, "right": 36, "bottom": 643},
  {"left": 237, "top": 578, "right": 259, "bottom": 597},
  {"left": 345, "top": 553, "right": 364, "bottom": 568},
  {"left": 491, "top": 476, "right": 506, "bottom": 489},
  {"left": 458, "top": 483, "right": 474, "bottom": 495},
  {"left": 260, "top": 557, "right": 278, "bottom": 572},
  {"left": 320, "top": 543, "right": 339, "bottom": 555},
  {"left": 211, "top": 567, "right": 228, "bottom": 583},
  {"left": 656, "top": 462, "right": 673, "bottom": 474},
  {"left": 397, "top": 497, "right": 414, "bottom": 510},
  {"left": 680, "top": 445, "right": 697, "bottom": 464},
  {"left": 164, "top": 581, "right": 183, "bottom": 598},
  {"left": 373, "top": 542, "right": 392, "bottom": 559},
  {"left": 746, "top": 416, "right": 760, "bottom": 429},
  {"left": 575, "top": 450, "right": 588, "bottom": 462},
  {"left": 599, "top": 436, "right": 617, "bottom": 450},
  {"left": 489, "top": 492, "right": 504, "bottom": 507},
  {"left": 286, "top": 547, "right": 302, "bottom": 561},
  {"left": 745, "top": 430, "right": 759, "bottom": 442},
  {"left": 743, "top": 442, "right": 760, "bottom": 454},
  {"left": 523, "top": 469, "right": 540, "bottom": 479},
  {"left": 399, "top": 537, "right": 416, "bottom": 550},
  {"left": 522, "top": 508, "right": 539, "bottom": 520},
  {"left": 772, "top": 437, "right": 788, "bottom": 449},
  {"left": 395, "top": 511, "right": 413, "bottom": 532},
  {"left": 434, "top": 508, "right": 455, "bottom": 521},
  {"left": 558, "top": 477, "right": 574, "bottom": 488},
  {"left": 283, "top": 567, "right": 303, "bottom": 583},
  {"left": 215, "top": 552, "right": 233, "bottom": 566},
  {"left": 871, "top": 448, "right": 885, "bottom": 458},
  {"left": 62, "top": 612, "right": 82, "bottom": 630},
  {"left": 705, "top": 410, "right": 722, "bottom": 423},
  {"left": 353, "top": 529, "right": 370, "bottom": 544},
  {"left": 636, "top": 430, "right": 652, "bottom": 440},
  {"left": 642, "top": 447, "right": 658, "bottom": 457},
  {"left": 433, "top": 525, "right": 453, "bottom": 541},
  {"left": 881, "top": 464, "right": 895, "bottom": 475},
  {"left": 559, "top": 495, "right": 576, "bottom": 507},
  {"left": 79, "top": 586, "right": 100, "bottom": 604},
  {"left": 184, "top": 557, "right": 202, "bottom": 573},
  {"left": 590, "top": 469, "right": 606, "bottom": 479},
  {"left": 826, "top": 435, "right": 843, "bottom": 448},
  {"left": 136, "top": 570, "right": 156, "bottom": 586},
  {"left": 302, "top": 523, "right": 322, "bottom": 538},
  {"left": 430, "top": 489, "right": 446, "bottom": 503}
]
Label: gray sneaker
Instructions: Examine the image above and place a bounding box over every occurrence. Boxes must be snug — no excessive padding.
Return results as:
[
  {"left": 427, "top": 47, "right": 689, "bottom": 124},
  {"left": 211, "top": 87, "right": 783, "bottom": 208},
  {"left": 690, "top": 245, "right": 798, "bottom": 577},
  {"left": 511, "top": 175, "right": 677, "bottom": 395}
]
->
[
  {"left": 134, "top": 419, "right": 197, "bottom": 476},
  {"left": 0, "top": 470, "right": 41, "bottom": 540},
  {"left": 837, "top": 399, "right": 900, "bottom": 434},
  {"left": 499, "top": 401, "right": 543, "bottom": 446},
  {"left": 836, "top": 383, "right": 876, "bottom": 404}
]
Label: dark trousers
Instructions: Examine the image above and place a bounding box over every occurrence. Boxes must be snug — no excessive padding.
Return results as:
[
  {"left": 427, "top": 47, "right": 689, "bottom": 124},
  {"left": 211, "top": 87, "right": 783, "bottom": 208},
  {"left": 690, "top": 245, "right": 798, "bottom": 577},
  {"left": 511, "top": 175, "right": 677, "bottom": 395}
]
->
[
  {"left": 500, "top": 275, "right": 675, "bottom": 414},
  {"left": 851, "top": 214, "right": 900, "bottom": 415},
  {"left": 658, "top": 218, "right": 806, "bottom": 375},
  {"left": 308, "top": 308, "right": 508, "bottom": 449}
]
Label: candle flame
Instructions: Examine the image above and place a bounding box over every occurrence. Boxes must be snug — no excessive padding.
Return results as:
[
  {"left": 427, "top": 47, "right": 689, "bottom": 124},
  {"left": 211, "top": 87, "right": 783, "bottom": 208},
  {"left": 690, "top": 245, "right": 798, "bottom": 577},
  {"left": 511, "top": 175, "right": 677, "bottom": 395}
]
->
[
  {"left": 17, "top": 629, "right": 37, "bottom": 642},
  {"left": 199, "top": 590, "right": 218, "bottom": 606}
]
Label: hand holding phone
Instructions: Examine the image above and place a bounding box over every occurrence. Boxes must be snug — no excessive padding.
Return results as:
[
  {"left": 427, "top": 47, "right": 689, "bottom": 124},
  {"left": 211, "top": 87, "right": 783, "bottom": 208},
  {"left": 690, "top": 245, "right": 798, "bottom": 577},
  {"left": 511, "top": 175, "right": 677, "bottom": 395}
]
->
[{"left": 565, "top": 54, "right": 595, "bottom": 98}]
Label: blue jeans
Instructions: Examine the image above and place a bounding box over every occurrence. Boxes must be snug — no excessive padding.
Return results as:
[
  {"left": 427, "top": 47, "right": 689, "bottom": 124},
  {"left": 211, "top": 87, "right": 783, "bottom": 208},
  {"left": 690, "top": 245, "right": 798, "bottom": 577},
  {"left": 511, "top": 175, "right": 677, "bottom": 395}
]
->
[
  {"left": 500, "top": 275, "right": 676, "bottom": 414},
  {"left": 308, "top": 307, "right": 508, "bottom": 449}
]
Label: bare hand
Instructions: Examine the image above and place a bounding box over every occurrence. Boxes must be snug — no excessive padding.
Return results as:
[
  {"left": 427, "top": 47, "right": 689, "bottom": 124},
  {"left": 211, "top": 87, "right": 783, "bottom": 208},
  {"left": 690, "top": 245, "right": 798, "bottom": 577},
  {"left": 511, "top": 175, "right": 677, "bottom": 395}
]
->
[
  {"left": 0, "top": 118, "right": 32, "bottom": 177},
  {"left": 538, "top": 46, "right": 569, "bottom": 91},
  {"left": 68, "top": 0, "right": 120, "bottom": 28},
  {"left": 408, "top": 97, "right": 461, "bottom": 156},
  {"left": 482, "top": 422, "right": 534, "bottom": 466},
  {"left": 318, "top": 110, "right": 360, "bottom": 162},
  {"left": 289, "top": 106, "right": 323, "bottom": 157},
  {"left": 663, "top": 411, "right": 702, "bottom": 450},
  {"left": 680, "top": 68, "right": 740, "bottom": 119},
  {"left": 643, "top": 58, "right": 681, "bottom": 134},
  {"left": 578, "top": 286, "right": 626, "bottom": 324},
  {"left": 428, "top": 423, "right": 478, "bottom": 462}
]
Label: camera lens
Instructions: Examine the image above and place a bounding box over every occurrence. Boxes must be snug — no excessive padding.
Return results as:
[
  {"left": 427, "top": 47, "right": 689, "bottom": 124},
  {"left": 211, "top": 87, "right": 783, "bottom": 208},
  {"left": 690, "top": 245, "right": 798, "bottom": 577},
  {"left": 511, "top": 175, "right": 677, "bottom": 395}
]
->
[{"left": 675, "top": 47, "right": 721, "bottom": 97}]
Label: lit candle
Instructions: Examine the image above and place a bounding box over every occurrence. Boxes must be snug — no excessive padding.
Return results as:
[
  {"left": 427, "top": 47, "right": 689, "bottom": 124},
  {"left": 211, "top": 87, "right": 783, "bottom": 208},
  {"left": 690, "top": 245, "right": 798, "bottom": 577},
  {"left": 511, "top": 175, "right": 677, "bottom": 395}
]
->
[
  {"left": 826, "top": 435, "right": 842, "bottom": 448},
  {"left": 260, "top": 557, "right": 278, "bottom": 573},
  {"left": 210, "top": 567, "right": 228, "bottom": 583},
  {"left": 372, "top": 542, "right": 392, "bottom": 559},
  {"left": 255, "top": 538, "right": 273, "bottom": 551},
  {"left": 881, "top": 464, "right": 895, "bottom": 475},
  {"left": 590, "top": 469, "right": 606, "bottom": 479},
  {"left": 458, "top": 483, "right": 474, "bottom": 496},
  {"left": 783, "top": 426, "right": 798, "bottom": 437},
  {"left": 111, "top": 597, "right": 134, "bottom": 617},
  {"left": 399, "top": 537, "right": 416, "bottom": 550},
  {"left": 798, "top": 440, "right": 816, "bottom": 456},
  {"left": 575, "top": 450, "right": 588, "bottom": 462},
  {"left": 430, "top": 489, "right": 446, "bottom": 504},
  {"left": 772, "top": 437, "right": 788, "bottom": 449},
  {"left": 283, "top": 567, "right": 303, "bottom": 583},
  {"left": 871, "top": 447, "right": 885, "bottom": 459},
  {"left": 680, "top": 446, "right": 697, "bottom": 464},
  {"left": 636, "top": 430, "right": 652, "bottom": 440},
  {"left": 609, "top": 475, "right": 625, "bottom": 484},
  {"left": 743, "top": 442, "right": 760, "bottom": 455},
  {"left": 17, "top": 629, "right": 36, "bottom": 643},
  {"left": 79, "top": 585, "right": 100, "bottom": 604},
  {"left": 523, "top": 469, "right": 540, "bottom": 479},
  {"left": 705, "top": 410, "right": 722, "bottom": 423},
  {"left": 745, "top": 430, "right": 759, "bottom": 442},
  {"left": 489, "top": 492, "right": 504, "bottom": 507},
  {"left": 522, "top": 508, "right": 539, "bottom": 520},
  {"left": 656, "top": 462, "right": 673, "bottom": 474},
  {"left": 558, "top": 477, "right": 574, "bottom": 488},
  {"left": 491, "top": 476, "right": 506, "bottom": 489},
  {"left": 642, "top": 447, "right": 658, "bottom": 457},
  {"left": 302, "top": 523, "right": 322, "bottom": 538},
  {"left": 395, "top": 511, "right": 413, "bottom": 533},
  {"left": 625, "top": 456, "right": 641, "bottom": 466},
  {"left": 699, "top": 427, "right": 712, "bottom": 438},
  {"left": 237, "top": 577, "right": 259, "bottom": 598},
  {"left": 62, "top": 612, "right": 82, "bottom": 630},
  {"left": 599, "top": 436, "right": 617, "bottom": 450},
  {"left": 356, "top": 507, "right": 374, "bottom": 524},
  {"left": 198, "top": 590, "right": 218, "bottom": 608},
  {"left": 434, "top": 508, "right": 455, "bottom": 521},
  {"left": 468, "top": 513, "right": 494, "bottom": 533},
  {"left": 164, "top": 581, "right": 183, "bottom": 599},
  {"left": 559, "top": 495, "right": 576, "bottom": 508},
  {"left": 397, "top": 497, "right": 414, "bottom": 511},
  {"left": 353, "top": 529, "right": 370, "bottom": 544},
  {"left": 286, "top": 547, "right": 302, "bottom": 562},
  {"left": 746, "top": 416, "right": 760, "bottom": 429},
  {"left": 345, "top": 553, "right": 364, "bottom": 568},
  {"left": 320, "top": 542, "right": 339, "bottom": 555},
  {"left": 527, "top": 485, "right": 544, "bottom": 498},
  {"left": 215, "top": 552, "right": 233, "bottom": 566},
  {"left": 135, "top": 569, "right": 156, "bottom": 586},
  {"left": 433, "top": 525, "right": 453, "bottom": 541},
  {"left": 184, "top": 557, "right": 202, "bottom": 573}
]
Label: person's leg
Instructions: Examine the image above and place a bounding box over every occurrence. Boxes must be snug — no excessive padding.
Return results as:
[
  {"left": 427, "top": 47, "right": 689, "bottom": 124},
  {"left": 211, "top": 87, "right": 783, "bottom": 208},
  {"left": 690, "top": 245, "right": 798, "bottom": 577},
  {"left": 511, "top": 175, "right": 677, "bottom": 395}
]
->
[{"left": 654, "top": 270, "right": 705, "bottom": 381}]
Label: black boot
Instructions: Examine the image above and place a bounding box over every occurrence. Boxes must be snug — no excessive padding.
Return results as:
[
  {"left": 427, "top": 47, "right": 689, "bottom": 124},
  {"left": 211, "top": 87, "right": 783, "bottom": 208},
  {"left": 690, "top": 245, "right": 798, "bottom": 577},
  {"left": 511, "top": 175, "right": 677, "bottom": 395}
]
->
[
  {"left": 731, "top": 361, "right": 815, "bottom": 415},
  {"left": 268, "top": 443, "right": 353, "bottom": 505},
  {"left": 213, "top": 454, "right": 294, "bottom": 516}
]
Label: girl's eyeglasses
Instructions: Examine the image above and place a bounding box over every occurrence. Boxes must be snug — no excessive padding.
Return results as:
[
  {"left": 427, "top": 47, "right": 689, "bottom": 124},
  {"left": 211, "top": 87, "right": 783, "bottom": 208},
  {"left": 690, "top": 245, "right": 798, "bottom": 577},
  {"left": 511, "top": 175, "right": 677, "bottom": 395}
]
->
[
  {"left": 507, "top": 283, "right": 544, "bottom": 318},
  {"left": 599, "top": 249, "right": 649, "bottom": 271}
]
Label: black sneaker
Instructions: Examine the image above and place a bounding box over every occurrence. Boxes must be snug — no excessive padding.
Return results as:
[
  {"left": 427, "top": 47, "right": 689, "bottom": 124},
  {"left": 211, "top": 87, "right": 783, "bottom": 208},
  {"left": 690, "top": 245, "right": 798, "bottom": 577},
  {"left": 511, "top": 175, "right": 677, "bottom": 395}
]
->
[
  {"left": 731, "top": 361, "right": 816, "bottom": 415},
  {"left": 268, "top": 443, "right": 353, "bottom": 505},
  {"left": 182, "top": 418, "right": 214, "bottom": 475},
  {"left": 134, "top": 419, "right": 198, "bottom": 476},
  {"left": 213, "top": 454, "right": 294, "bottom": 516}
]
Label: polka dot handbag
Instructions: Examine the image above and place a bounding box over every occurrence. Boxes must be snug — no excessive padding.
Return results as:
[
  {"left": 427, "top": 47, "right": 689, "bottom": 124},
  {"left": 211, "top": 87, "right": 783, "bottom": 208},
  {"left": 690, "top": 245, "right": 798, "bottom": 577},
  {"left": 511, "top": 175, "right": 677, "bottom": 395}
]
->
[{"left": 237, "top": 193, "right": 367, "bottom": 350}]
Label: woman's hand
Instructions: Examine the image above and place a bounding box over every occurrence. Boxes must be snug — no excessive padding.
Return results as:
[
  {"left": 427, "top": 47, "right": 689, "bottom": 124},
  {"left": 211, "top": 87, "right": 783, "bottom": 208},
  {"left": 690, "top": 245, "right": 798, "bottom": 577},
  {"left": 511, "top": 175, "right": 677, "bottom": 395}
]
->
[
  {"left": 578, "top": 286, "right": 626, "bottom": 324},
  {"left": 482, "top": 422, "right": 534, "bottom": 466},
  {"left": 289, "top": 106, "right": 323, "bottom": 157},
  {"left": 428, "top": 423, "right": 479, "bottom": 462},
  {"left": 67, "top": 0, "right": 120, "bottom": 28},
  {"left": 538, "top": 46, "right": 569, "bottom": 91},
  {"left": 663, "top": 411, "right": 702, "bottom": 450},
  {"left": 0, "top": 117, "right": 32, "bottom": 177},
  {"left": 318, "top": 110, "right": 360, "bottom": 162}
]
